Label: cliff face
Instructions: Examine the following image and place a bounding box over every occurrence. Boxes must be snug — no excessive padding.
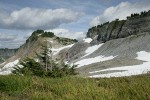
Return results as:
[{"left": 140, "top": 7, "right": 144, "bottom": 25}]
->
[
  {"left": 0, "top": 49, "right": 17, "bottom": 63},
  {"left": 87, "top": 15, "right": 150, "bottom": 44}
]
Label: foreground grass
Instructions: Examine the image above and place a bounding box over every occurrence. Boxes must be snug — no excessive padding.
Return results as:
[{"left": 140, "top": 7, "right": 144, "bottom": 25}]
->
[{"left": 0, "top": 75, "right": 150, "bottom": 100}]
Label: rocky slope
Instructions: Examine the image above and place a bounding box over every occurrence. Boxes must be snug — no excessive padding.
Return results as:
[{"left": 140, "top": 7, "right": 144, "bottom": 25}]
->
[
  {"left": 0, "top": 49, "right": 17, "bottom": 64},
  {"left": 66, "top": 12, "right": 150, "bottom": 77},
  {"left": 73, "top": 32, "right": 150, "bottom": 77},
  {"left": 87, "top": 10, "right": 150, "bottom": 44},
  {"left": 0, "top": 30, "right": 77, "bottom": 68}
]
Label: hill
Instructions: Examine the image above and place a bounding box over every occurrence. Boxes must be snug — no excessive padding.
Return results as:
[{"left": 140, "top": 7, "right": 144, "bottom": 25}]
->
[
  {"left": 0, "top": 30, "right": 77, "bottom": 74},
  {"left": 1, "top": 11, "right": 150, "bottom": 77},
  {"left": 67, "top": 11, "right": 150, "bottom": 77}
]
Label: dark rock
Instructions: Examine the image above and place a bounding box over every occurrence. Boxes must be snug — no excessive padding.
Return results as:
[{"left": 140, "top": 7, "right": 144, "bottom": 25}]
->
[{"left": 87, "top": 16, "right": 150, "bottom": 44}]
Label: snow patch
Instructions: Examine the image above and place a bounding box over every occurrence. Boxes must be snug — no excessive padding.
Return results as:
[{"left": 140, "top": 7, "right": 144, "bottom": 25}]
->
[
  {"left": 89, "top": 51, "right": 150, "bottom": 78},
  {"left": 47, "top": 40, "right": 53, "bottom": 43},
  {"left": 51, "top": 44, "right": 74, "bottom": 55},
  {"left": 75, "top": 55, "right": 115, "bottom": 68},
  {"left": 82, "top": 43, "right": 103, "bottom": 58},
  {"left": 37, "top": 34, "right": 42, "bottom": 36},
  {"left": 3, "top": 59, "right": 19, "bottom": 69},
  {"left": 83, "top": 38, "right": 92, "bottom": 43},
  {"left": 0, "top": 59, "right": 19, "bottom": 75},
  {"left": 136, "top": 51, "right": 150, "bottom": 61}
]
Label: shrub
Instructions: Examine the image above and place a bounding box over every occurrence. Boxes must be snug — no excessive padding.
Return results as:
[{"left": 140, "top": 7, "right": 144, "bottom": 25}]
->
[
  {"left": 13, "top": 39, "right": 77, "bottom": 78},
  {"left": 13, "top": 58, "right": 45, "bottom": 77},
  {"left": 26, "top": 30, "right": 44, "bottom": 42},
  {"left": 41, "top": 32, "right": 54, "bottom": 37},
  {"left": 55, "top": 37, "right": 77, "bottom": 45},
  {"left": 13, "top": 57, "right": 77, "bottom": 78},
  {"left": 36, "top": 30, "right": 44, "bottom": 33}
]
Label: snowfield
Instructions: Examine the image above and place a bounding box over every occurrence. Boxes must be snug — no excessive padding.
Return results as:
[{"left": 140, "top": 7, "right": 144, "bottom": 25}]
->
[
  {"left": 74, "top": 43, "right": 115, "bottom": 68},
  {"left": 83, "top": 38, "right": 92, "bottom": 43},
  {"left": 0, "top": 59, "right": 19, "bottom": 75},
  {"left": 75, "top": 55, "right": 115, "bottom": 68},
  {"left": 69, "top": 38, "right": 104, "bottom": 68},
  {"left": 89, "top": 51, "right": 150, "bottom": 78},
  {"left": 82, "top": 43, "right": 103, "bottom": 58}
]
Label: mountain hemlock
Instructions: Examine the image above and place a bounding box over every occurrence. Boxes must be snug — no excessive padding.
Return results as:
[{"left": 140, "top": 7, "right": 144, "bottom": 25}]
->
[
  {"left": 13, "top": 41, "right": 77, "bottom": 77},
  {"left": 55, "top": 37, "right": 78, "bottom": 45},
  {"left": 41, "top": 32, "right": 54, "bottom": 37}
]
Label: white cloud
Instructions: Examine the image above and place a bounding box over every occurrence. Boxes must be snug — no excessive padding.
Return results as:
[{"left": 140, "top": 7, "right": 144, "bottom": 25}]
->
[
  {"left": 0, "top": 33, "right": 25, "bottom": 48},
  {"left": 0, "top": 7, "right": 84, "bottom": 30},
  {"left": 0, "top": 33, "right": 17, "bottom": 41},
  {"left": 46, "top": 28, "right": 86, "bottom": 40},
  {"left": 90, "top": 2, "right": 150, "bottom": 26},
  {"left": 0, "top": 28, "right": 86, "bottom": 48}
]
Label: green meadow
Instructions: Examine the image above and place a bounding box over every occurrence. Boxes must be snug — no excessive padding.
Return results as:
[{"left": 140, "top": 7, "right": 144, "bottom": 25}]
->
[{"left": 0, "top": 74, "right": 150, "bottom": 100}]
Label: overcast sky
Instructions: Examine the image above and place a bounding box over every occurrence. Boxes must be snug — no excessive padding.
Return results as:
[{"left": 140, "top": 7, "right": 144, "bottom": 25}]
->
[{"left": 0, "top": 0, "right": 150, "bottom": 48}]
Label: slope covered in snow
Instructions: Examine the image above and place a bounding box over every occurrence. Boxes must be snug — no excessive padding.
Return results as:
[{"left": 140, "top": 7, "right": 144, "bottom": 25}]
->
[
  {"left": 75, "top": 55, "right": 115, "bottom": 68},
  {"left": 0, "top": 59, "right": 19, "bottom": 75},
  {"left": 51, "top": 44, "right": 74, "bottom": 55},
  {"left": 82, "top": 43, "right": 103, "bottom": 58},
  {"left": 89, "top": 51, "right": 150, "bottom": 78}
]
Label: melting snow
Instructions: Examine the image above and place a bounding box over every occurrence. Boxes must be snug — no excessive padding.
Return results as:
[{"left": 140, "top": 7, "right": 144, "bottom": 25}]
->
[
  {"left": 83, "top": 38, "right": 92, "bottom": 43},
  {"left": 51, "top": 44, "right": 74, "bottom": 55},
  {"left": 82, "top": 43, "right": 103, "bottom": 58},
  {"left": 89, "top": 51, "right": 150, "bottom": 78},
  {"left": 73, "top": 43, "right": 106, "bottom": 68},
  {"left": 37, "top": 34, "right": 42, "bottom": 36},
  {"left": 75, "top": 56, "right": 115, "bottom": 68},
  {"left": 0, "top": 59, "right": 19, "bottom": 75}
]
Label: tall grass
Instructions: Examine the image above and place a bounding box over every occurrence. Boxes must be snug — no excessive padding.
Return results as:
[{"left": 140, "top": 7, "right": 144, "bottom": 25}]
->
[{"left": 0, "top": 75, "right": 150, "bottom": 100}]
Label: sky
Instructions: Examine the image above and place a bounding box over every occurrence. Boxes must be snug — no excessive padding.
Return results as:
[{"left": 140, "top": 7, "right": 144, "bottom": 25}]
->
[{"left": 0, "top": 0, "right": 150, "bottom": 48}]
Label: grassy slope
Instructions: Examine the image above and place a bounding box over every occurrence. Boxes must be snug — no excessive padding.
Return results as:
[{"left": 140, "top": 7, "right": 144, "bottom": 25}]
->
[{"left": 0, "top": 75, "right": 150, "bottom": 100}]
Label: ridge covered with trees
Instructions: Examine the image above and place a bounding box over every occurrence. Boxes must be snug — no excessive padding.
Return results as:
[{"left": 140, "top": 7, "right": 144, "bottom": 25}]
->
[
  {"left": 87, "top": 10, "right": 150, "bottom": 43},
  {"left": 88, "top": 10, "right": 150, "bottom": 34},
  {"left": 127, "top": 10, "right": 150, "bottom": 20},
  {"left": 26, "top": 29, "right": 77, "bottom": 45}
]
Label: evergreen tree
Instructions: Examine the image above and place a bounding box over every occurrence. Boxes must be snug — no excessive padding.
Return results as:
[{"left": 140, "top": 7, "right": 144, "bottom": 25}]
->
[
  {"left": 12, "top": 58, "right": 45, "bottom": 77},
  {"left": 13, "top": 39, "right": 77, "bottom": 77}
]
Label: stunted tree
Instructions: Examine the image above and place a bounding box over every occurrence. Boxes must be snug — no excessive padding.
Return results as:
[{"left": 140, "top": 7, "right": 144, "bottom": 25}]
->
[
  {"left": 37, "top": 40, "right": 53, "bottom": 72},
  {"left": 13, "top": 37, "right": 77, "bottom": 77}
]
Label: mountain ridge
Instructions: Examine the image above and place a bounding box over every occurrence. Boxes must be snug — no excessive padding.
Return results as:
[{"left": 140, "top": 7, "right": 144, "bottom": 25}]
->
[
  {"left": 87, "top": 10, "right": 150, "bottom": 44},
  {"left": 1, "top": 11, "right": 150, "bottom": 77},
  {"left": 0, "top": 48, "right": 17, "bottom": 64},
  {"left": 0, "top": 30, "right": 77, "bottom": 68}
]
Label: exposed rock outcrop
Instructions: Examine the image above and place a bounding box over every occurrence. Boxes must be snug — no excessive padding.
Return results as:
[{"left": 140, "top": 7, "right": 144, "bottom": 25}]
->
[
  {"left": 0, "top": 49, "right": 17, "bottom": 63},
  {"left": 87, "top": 13, "right": 150, "bottom": 44}
]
